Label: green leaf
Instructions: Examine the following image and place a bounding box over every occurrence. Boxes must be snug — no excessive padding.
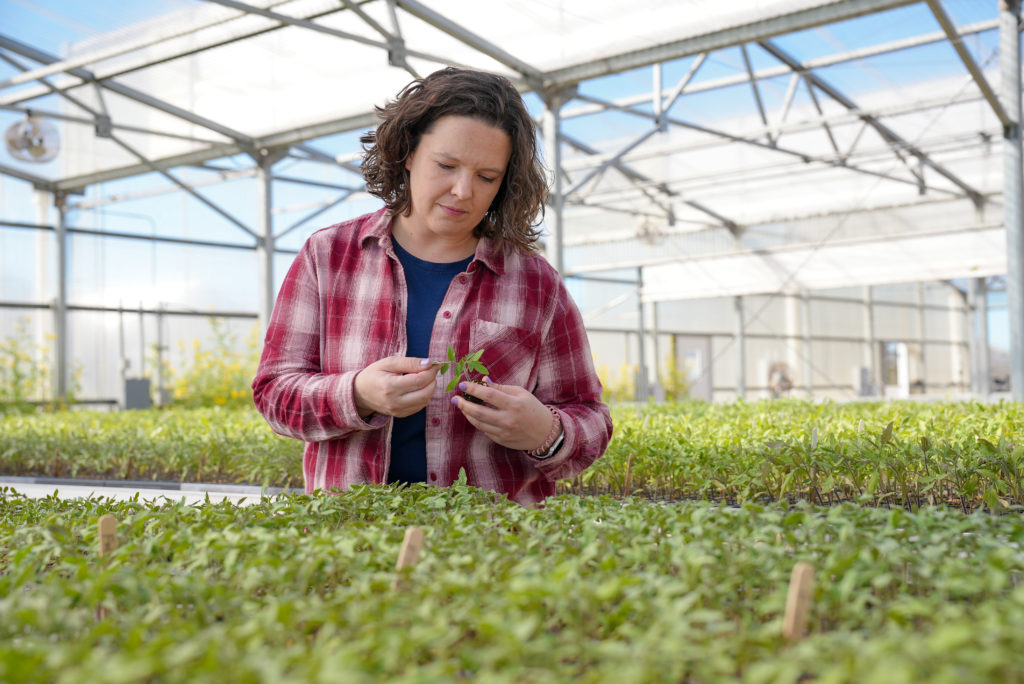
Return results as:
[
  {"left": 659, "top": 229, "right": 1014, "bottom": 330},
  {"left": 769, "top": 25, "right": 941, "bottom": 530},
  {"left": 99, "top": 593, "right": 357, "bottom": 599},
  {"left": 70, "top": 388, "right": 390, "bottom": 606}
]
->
[
  {"left": 984, "top": 487, "right": 1004, "bottom": 513},
  {"left": 881, "top": 421, "right": 894, "bottom": 445}
]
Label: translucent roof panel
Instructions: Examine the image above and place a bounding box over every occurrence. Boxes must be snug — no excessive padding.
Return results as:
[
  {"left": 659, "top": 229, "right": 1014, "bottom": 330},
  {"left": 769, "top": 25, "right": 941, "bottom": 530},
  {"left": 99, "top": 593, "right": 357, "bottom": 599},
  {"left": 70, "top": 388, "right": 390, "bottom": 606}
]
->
[
  {"left": 1, "top": 0, "right": 922, "bottom": 187},
  {"left": 1, "top": 0, "right": 1018, "bottom": 305}
]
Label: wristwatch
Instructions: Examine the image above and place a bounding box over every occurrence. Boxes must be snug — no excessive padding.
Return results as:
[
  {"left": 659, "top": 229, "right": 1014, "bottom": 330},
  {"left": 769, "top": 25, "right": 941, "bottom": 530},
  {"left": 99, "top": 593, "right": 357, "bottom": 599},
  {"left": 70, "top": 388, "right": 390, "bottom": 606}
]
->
[{"left": 534, "top": 429, "right": 564, "bottom": 459}]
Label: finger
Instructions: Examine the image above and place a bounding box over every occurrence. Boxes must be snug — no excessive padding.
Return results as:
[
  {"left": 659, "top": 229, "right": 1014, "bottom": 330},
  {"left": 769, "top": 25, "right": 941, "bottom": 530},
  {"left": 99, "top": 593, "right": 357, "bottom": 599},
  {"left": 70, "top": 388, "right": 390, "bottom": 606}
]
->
[
  {"left": 377, "top": 355, "right": 438, "bottom": 374},
  {"left": 458, "top": 379, "right": 509, "bottom": 408},
  {"left": 451, "top": 395, "right": 503, "bottom": 428},
  {"left": 388, "top": 372, "right": 439, "bottom": 399},
  {"left": 456, "top": 402, "right": 506, "bottom": 439},
  {"left": 397, "top": 385, "right": 435, "bottom": 415},
  {"left": 481, "top": 376, "right": 520, "bottom": 393}
]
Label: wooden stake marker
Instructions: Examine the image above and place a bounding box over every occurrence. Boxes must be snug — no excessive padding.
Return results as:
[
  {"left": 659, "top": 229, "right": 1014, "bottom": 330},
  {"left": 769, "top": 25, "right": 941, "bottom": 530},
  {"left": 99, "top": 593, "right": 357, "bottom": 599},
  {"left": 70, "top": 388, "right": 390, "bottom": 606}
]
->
[
  {"left": 782, "top": 562, "right": 815, "bottom": 644},
  {"left": 96, "top": 515, "right": 118, "bottom": 620},
  {"left": 391, "top": 526, "right": 425, "bottom": 589},
  {"left": 98, "top": 514, "right": 118, "bottom": 557}
]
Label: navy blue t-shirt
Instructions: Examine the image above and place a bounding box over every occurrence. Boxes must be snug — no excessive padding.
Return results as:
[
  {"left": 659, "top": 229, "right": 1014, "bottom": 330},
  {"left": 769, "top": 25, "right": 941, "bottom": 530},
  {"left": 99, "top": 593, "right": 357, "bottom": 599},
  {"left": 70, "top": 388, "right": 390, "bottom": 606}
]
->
[{"left": 387, "top": 238, "right": 473, "bottom": 485}]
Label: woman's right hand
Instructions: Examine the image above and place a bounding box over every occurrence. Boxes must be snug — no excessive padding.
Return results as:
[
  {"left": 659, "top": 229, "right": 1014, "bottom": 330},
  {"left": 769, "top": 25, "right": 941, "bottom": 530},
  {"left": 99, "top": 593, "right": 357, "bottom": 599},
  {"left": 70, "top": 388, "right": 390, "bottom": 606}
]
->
[{"left": 353, "top": 356, "right": 441, "bottom": 418}]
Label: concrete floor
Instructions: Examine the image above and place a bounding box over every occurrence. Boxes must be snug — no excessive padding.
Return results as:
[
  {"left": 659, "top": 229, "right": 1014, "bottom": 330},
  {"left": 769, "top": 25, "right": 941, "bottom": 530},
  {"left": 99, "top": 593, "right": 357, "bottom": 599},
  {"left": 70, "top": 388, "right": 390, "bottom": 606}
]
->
[{"left": 0, "top": 477, "right": 284, "bottom": 506}]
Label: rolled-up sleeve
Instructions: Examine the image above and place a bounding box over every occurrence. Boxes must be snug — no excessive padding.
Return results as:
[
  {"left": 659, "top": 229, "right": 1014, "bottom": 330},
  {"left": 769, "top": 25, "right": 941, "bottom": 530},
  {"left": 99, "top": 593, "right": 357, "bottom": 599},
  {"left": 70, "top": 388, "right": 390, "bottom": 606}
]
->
[
  {"left": 251, "top": 242, "right": 385, "bottom": 442},
  {"left": 528, "top": 277, "right": 613, "bottom": 482}
]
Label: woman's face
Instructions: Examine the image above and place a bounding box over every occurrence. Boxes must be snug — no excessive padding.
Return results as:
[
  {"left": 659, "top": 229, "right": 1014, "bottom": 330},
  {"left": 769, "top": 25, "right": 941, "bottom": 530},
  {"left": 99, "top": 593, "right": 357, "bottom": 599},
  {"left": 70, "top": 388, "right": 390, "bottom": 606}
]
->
[{"left": 399, "top": 115, "right": 512, "bottom": 255}]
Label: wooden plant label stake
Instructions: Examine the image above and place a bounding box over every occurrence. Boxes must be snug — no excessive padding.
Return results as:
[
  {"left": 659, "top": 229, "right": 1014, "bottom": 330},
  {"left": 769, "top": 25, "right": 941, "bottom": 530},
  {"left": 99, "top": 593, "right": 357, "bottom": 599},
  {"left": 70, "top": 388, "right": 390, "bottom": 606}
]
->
[
  {"left": 96, "top": 515, "right": 118, "bottom": 620},
  {"left": 624, "top": 453, "right": 635, "bottom": 496},
  {"left": 98, "top": 514, "right": 118, "bottom": 557},
  {"left": 391, "top": 526, "right": 425, "bottom": 589},
  {"left": 782, "top": 562, "right": 815, "bottom": 644}
]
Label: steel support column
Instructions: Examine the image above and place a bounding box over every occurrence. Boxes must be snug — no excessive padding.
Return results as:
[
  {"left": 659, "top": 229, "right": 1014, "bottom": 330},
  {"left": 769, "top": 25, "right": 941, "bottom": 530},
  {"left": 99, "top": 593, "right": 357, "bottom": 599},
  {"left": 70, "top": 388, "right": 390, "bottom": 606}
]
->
[
  {"left": 801, "top": 290, "right": 813, "bottom": 397},
  {"left": 53, "top": 193, "right": 68, "bottom": 400},
  {"left": 636, "top": 267, "right": 649, "bottom": 402},
  {"left": 785, "top": 293, "right": 800, "bottom": 394},
  {"left": 33, "top": 189, "right": 50, "bottom": 395},
  {"left": 650, "top": 299, "right": 662, "bottom": 401},
  {"left": 967, "top": 278, "right": 981, "bottom": 394},
  {"left": 735, "top": 295, "right": 746, "bottom": 399},
  {"left": 864, "top": 285, "right": 876, "bottom": 396},
  {"left": 542, "top": 88, "right": 573, "bottom": 274},
  {"left": 917, "top": 282, "right": 927, "bottom": 394},
  {"left": 1001, "top": 0, "right": 1024, "bottom": 400},
  {"left": 978, "top": 278, "right": 991, "bottom": 396},
  {"left": 256, "top": 156, "right": 277, "bottom": 335}
]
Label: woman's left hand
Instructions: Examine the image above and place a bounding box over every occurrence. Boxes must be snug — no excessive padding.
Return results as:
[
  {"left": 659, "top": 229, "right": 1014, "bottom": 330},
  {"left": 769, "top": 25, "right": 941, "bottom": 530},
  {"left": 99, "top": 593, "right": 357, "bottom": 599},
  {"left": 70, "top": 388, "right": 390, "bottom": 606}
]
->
[{"left": 452, "top": 378, "right": 555, "bottom": 451}]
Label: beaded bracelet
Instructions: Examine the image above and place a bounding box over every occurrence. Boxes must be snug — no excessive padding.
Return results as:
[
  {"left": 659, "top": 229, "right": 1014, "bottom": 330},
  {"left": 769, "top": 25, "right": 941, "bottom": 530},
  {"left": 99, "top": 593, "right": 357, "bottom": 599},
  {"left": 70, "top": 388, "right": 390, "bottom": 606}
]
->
[{"left": 526, "top": 406, "right": 562, "bottom": 458}]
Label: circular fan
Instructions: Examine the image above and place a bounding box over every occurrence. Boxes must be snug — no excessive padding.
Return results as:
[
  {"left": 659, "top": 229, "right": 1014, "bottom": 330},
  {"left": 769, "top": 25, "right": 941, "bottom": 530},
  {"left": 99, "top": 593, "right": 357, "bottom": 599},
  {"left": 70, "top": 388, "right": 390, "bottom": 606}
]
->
[{"left": 5, "top": 113, "right": 60, "bottom": 163}]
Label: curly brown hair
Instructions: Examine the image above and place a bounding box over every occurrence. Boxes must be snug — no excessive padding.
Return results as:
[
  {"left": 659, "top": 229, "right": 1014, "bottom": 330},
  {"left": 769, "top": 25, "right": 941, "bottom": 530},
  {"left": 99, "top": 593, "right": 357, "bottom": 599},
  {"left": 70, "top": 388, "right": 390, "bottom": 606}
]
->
[{"left": 361, "top": 67, "right": 547, "bottom": 252}]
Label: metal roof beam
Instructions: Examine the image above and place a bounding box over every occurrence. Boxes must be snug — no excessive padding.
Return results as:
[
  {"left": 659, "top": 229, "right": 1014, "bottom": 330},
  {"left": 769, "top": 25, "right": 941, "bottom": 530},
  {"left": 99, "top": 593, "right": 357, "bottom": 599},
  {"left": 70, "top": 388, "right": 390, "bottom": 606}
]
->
[
  {"left": 925, "top": 0, "right": 1010, "bottom": 129},
  {"left": 201, "top": 0, "right": 395, "bottom": 51},
  {"left": 271, "top": 174, "right": 363, "bottom": 192},
  {"left": 394, "top": 0, "right": 544, "bottom": 85},
  {"left": 0, "top": 102, "right": 226, "bottom": 144},
  {"left": 570, "top": 93, "right": 962, "bottom": 197},
  {"left": 542, "top": 0, "right": 918, "bottom": 88},
  {"left": 568, "top": 190, "right": 995, "bottom": 248},
  {"left": 562, "top": 130, "right": 742, "bottom": 234},
  {"left": 662, "top": 53, "right": 707, "bottom": 115},
  {"left": 562, "top": 133, "right": 674, "bottom": 214},
  {"left": 0, "top": 162, "right": 53, "bottom": 190},
  {"left": 292, "top": 142, "right": 364, "bottom": 174},
  {"left": 0, "top": 4, "right": 240, "bottom": 91},
  {"left": 276, "top": 190, "right": 355, "bottom": 241},
  {"left": 342, "top": 0, "right": 394, "bottom": 40},
  {"left": 0, "top": 34, "right": 250, "bottom": 145},
  {"left": 561, "top": 100, "right": 991, "bottom": 178},
  {"left": 563, "top": 199, "right": 668, "bottom": 222},
  {"left": 771, "top": 72, "right": 802, "bottom": 144},
  {"left": 563, "top": 193, "right": 995, "bottom": 247},
  {"left": 107, "top": 132, "right": 257, "bottom": 240},
  {"left": 575, "top": 131, "right": 992, "bottom": 208},
  {"left": 565, "top": 127, "right": 659, "bottom": 198},
  {"left": 560, "top": 96, "right": 990, "bottom": 176},
  {"left": 564, "top": 221, "right": 1003, "bottom": 277},
  {"left": 51, "top": 111, "right": 377, "bottom": 192},
  {"left": 758, "top": 39, "right": 985, "bottom": 206},
  {"left": 0, "top": 5, "right": 334, "bottom": 106},
  {"left": 69, "top": 168, "right": 257, "bottom": 210},
  {"left": 30, "top": 44, "right": 260, "bottom": 240},
  {"left": 801, "top": 75, "right": 842, "bottom": 158},
  {"left": 740, "top": 45, "right": 772, "bottom": 142},
  {"left": 559, "top": 18, "right": 999, "bottom": 121}
]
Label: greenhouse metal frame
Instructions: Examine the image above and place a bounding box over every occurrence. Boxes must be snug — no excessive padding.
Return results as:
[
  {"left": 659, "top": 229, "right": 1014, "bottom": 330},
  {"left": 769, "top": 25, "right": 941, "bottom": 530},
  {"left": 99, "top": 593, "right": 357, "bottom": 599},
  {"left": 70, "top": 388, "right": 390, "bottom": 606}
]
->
[{"left": 0, "top": 0, "right": 1021, "bottom": 402}]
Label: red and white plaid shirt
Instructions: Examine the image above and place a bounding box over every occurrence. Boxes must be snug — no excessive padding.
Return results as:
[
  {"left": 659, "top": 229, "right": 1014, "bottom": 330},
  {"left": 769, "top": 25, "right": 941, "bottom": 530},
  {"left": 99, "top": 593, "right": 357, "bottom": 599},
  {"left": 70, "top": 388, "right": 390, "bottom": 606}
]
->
[{"left": 252, "top": 207, "right": 612, "bottom": 506}]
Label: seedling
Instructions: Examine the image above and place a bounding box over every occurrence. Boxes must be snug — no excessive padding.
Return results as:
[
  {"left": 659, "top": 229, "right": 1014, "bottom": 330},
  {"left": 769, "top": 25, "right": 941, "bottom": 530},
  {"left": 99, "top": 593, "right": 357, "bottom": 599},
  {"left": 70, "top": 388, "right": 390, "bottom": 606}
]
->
[{"left": 437, "top": 345, "right": 489, "bottom": 393}]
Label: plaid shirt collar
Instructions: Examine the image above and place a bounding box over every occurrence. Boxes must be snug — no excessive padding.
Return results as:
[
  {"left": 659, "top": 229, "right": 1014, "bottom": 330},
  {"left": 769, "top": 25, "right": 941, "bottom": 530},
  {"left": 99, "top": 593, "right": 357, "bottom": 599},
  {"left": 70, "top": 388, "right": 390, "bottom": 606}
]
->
[{"left": 357, "top": 206, "right": 507, "bottom": 276}]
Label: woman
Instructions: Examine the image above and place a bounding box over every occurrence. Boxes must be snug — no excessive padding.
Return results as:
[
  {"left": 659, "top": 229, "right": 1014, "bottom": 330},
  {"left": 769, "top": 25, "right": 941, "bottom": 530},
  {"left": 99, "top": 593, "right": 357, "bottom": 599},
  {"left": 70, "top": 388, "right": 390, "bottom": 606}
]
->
[{"left": 252, "top": 67, "right": 612, "bottom": 506}]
